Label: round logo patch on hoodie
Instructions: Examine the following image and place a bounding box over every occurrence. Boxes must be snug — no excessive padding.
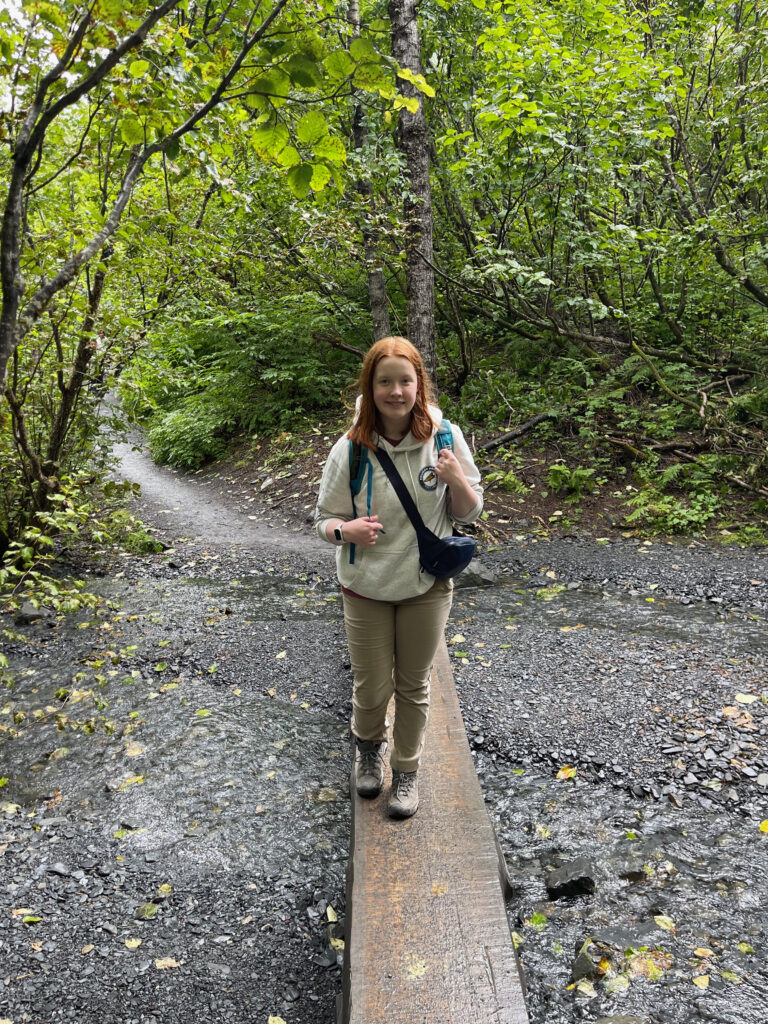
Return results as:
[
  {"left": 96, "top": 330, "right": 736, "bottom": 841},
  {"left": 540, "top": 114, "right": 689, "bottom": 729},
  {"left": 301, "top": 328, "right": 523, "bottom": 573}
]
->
[{"left": 419, "top": 465, "right": 438, "bottom": 490}]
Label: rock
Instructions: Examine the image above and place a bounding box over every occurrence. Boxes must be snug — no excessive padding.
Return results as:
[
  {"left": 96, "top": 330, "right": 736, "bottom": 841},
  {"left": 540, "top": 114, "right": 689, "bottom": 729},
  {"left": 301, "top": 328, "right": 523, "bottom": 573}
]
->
[
  {"left": 455, "top": 560, "right": 498, "bottom": 588},
  {"left": 571, "top": 950, "right": 597, "bottom": 981},
  {"left": 14, "top": 601, "right": 52, "bottom": 625},
  {"left": 545, "top": 858, "right": 596, "bottom": 900}
]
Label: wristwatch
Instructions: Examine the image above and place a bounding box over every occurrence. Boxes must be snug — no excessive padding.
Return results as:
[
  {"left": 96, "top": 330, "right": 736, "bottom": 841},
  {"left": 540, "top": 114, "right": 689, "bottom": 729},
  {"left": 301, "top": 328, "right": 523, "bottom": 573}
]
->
[{"left": 333, "top": 524, "right": 345, "bottom": 543}]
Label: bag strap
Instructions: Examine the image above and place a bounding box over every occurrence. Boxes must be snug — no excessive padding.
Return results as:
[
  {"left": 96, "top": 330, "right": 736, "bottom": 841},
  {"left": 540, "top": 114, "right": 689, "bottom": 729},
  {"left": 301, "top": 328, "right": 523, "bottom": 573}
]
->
[
  {"left": 348, "top": 440, "right": 372, "bottom": 564},
  {"left": 434, "top": 417, "right": 453, "bottom": 454},
  {"left": 373, "top": 448, "right": 428, "bottom": 537}
]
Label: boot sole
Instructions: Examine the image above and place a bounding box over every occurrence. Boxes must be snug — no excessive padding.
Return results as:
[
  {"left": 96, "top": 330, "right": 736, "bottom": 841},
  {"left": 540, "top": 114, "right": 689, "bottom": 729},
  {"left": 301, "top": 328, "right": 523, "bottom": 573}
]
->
[{"left": 387, "top": 801, "right": 418, "bottom": 819}]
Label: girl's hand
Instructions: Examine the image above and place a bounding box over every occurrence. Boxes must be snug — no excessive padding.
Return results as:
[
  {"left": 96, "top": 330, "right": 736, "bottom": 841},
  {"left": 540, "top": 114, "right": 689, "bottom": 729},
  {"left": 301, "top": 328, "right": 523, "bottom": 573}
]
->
[
  {"left": 342, "top": 515, "right": 385, "bottom": 546},
  {"left": 434, "top": 448, "right": 468, "bottom": 488}
]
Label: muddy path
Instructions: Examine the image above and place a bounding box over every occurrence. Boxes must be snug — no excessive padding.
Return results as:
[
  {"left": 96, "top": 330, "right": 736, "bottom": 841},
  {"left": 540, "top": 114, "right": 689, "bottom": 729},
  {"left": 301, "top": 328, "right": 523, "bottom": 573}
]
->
[{"left": 2, "top": 436, "right": 767, "bottom": 1024}]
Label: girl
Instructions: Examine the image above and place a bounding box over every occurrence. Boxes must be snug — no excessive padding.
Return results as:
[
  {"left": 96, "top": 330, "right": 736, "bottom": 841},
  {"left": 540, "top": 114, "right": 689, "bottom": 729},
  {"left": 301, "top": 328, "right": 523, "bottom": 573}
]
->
[{"left": 314, "top": 337, "right": 483, "bottom": 818}]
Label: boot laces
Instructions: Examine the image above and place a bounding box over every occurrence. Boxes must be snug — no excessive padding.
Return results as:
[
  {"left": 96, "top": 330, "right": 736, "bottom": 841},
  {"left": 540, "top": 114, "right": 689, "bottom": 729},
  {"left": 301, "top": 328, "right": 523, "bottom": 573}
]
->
[{"left": 395, "top": 770, "right": 417, "bottom": 796}]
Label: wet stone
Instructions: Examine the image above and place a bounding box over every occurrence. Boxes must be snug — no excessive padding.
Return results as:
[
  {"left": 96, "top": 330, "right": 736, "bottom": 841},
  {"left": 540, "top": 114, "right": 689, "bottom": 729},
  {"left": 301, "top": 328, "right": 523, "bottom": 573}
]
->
[
  {"left": 545, "top": 858, "right": 596, "bottom": 900},
  {"left": 571, "top": 950, "right": 597, "bottom": 981}
]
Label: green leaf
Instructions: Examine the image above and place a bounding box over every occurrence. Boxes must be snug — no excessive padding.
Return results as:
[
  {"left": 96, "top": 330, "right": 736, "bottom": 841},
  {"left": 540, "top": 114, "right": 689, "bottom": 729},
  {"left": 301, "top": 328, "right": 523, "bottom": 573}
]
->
[
  {"left": 286, "top": 54, "right": 322, "bottom": 89},
  {"left": 353, "top": 62, "right": 388, "bottom": 92},
  {"left": 252, "top": 69, "right": 291, "bottom": 106},
  {"left": 251, "top": 122, "right": 289, "bottom": 160},
  {"left": 195, "top": 709, "right": 211, "bottom": 717},
  {"left": 120, "top": 118, "right": 144, "bottom": 146},
  {"left": 350, "top": 37, "right": 376, "bottom": 63},
  {"left": 276, "top": 145, "right": 301, "bottom": 168},
  {"left": 324, "top": 50, "right": 355, "bottom": 80},
  {"left": 128, "top": 59, "right": 150, "bottom": 77},
  {"left": 310, "top": 163, "right": 331, "bottom": 192},
  {"left": 296, "top": 111, "right": 328, "bottom": 146},
  {"left": 287, "top": 163, "right": 314, "bottom": 199},
  {"left": 313, "top": 135, "right": 346, "bottom": 164}
]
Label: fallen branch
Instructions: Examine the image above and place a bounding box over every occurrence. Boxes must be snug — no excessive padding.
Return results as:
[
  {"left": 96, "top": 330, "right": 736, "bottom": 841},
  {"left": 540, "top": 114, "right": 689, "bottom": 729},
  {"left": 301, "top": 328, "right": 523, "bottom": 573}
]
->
[
  {"left": 479, "top": 411, "right": 560, "bottom": 452},
  {"left": 673, "top": 449, "right": 768, "bottom": 499},
  {"left": 312, "top": 331, "right": 366, "bottom": 360}
]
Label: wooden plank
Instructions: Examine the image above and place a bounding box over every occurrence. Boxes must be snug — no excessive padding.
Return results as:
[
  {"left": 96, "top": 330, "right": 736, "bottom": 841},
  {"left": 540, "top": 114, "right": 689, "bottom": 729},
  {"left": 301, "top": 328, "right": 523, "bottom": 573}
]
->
[{"left": 341, "top": 640, "right": 529, "bottom": 1024}]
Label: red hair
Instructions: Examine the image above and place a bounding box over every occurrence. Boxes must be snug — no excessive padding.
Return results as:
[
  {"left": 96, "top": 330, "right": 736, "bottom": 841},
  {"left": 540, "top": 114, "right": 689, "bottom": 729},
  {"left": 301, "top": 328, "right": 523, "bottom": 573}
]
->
[{"left": 348, "top": 336, "right": 436, "bottom": 449}]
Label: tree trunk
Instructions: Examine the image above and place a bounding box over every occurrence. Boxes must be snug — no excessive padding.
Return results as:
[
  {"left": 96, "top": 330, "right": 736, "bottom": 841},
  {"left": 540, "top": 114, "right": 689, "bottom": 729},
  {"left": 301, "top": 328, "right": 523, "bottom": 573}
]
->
[
  {"left": 350, "top": 1, "right": 391, "bottom": 341},
  {"left": 388, "top": 0, "right": 436, "bottom": 378}
]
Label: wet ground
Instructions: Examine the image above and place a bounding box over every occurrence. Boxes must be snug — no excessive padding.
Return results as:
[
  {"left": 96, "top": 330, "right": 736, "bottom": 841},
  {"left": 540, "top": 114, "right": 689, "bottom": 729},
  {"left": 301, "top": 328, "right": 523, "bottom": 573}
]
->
[{"left": 1, "top": 439, "right": 766, "bottom": 1024}]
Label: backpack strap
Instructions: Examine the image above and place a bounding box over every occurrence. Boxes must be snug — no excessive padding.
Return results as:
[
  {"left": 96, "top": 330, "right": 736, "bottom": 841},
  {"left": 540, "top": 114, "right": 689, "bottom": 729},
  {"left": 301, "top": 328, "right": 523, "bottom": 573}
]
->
[
  {"left": 435, "top": 417, "right": 454, "bottom": 454},
  {"left": 347, "top": 440, "right": 373, "bottom": 564}
]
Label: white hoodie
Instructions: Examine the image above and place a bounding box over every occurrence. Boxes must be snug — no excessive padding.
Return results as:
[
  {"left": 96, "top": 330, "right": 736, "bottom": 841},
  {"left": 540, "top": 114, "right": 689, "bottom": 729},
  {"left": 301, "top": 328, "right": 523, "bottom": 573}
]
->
[{"left": 314, "top": 404, "right": 483, "bottom": 601}]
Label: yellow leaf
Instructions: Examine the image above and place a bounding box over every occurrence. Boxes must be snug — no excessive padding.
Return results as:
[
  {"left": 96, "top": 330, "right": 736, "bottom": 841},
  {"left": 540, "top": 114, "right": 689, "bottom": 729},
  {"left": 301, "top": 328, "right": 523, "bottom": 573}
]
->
[
  {"left": 693, "top": 974, "right": 710, "bottom": 988},
  {"left": 117, "top": 775, "right": 144, "bottom": 791},
  {"left": 157, "top": 883, "right": 172, "bottom": 897},
  {"left": 330, "top": 936, "right": 345, "bottom": 951},
  {"left": 300, "top": 702, "right": 310, "bottom": 709},
  {"left": 155, "top": 957, "right": 180, "bottom": 970},
  {"left": 405, "top": 955, "right": 429, "bottom": 979},
  {"left": 604, "top": 975, "right": 629, "bottom": 993},
  {"left": 267, "top": 689, "right": 276, "bottom": 697},
  {"left": 124, "top": 743, "right": 144, "bottom": 757},
  {"left": 81, "top": 944, "right": 94, "bottom": 954},
  {"left": 576, "top": 979, "right": 596, "bottom": 997},
  {"left": 450, "top": 634, "right": 466, "bottom": 644},
  {"left": 556, "top": 765, "right": 577, "bottom": 780},
  {"left": 431, "top": 884, "right": 447, "bottom": 897},
  {"left": 326, "top": 905, "right": 338, "bottom": 922},
  {"left": 125, "top": 938, "right": 142, "bottom": 949},
  {"left": 760, "top": 820, "right": 768, "bottom": 833},
  {"left": 694, "top": 947, "right": 714, "bottom": 958},
  {"left": 275, "top": 651, "right": 287, "bottom": 659},
  {"left": 11, "top": 908, "right": 34, "bottom": 916},
  {"left": 268, "top": 1017, "right": 287, "bottom": 1024},
  {"left": 654, "top": 914, "right": 676, "bottom": 932},
  {"left": 735, "top": 692, "right": 758, "bottom": 704}
]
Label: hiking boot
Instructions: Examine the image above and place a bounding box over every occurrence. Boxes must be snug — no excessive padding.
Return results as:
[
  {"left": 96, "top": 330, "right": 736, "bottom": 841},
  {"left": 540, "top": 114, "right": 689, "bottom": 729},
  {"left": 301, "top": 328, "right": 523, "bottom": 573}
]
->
[
  {"left": 388, "top": 769, "right": 419, "bottom": 819},
  {"left": 354, "top": 738, "right": 387, "bottom": 798}
]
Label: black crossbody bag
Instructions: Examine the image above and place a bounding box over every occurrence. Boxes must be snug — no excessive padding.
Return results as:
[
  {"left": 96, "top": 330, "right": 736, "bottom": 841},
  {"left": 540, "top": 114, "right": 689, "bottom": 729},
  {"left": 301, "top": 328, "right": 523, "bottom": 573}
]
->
[{"left": 373, "top": 448, "right": 476, "bottom": 579}]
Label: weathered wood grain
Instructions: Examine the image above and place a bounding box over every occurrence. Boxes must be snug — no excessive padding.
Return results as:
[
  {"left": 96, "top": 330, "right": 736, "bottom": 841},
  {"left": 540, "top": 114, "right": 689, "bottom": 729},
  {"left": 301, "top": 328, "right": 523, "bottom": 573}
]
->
[{"left": 341, "top": 639, "right": 528, "bottom": 1024}]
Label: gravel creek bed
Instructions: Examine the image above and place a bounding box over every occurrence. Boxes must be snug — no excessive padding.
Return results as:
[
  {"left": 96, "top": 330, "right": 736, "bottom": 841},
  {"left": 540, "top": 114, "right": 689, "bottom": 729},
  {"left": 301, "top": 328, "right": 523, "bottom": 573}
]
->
[{"left": 1, "top": 443, "right": 767, "bottom": 1024}]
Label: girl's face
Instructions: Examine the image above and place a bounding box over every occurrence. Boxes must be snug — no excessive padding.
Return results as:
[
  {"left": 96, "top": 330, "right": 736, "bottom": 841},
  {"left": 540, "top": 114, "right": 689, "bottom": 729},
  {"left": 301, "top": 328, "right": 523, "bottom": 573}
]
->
[{"left": 372, "top": 355, "right": 419, "bottom": 427}]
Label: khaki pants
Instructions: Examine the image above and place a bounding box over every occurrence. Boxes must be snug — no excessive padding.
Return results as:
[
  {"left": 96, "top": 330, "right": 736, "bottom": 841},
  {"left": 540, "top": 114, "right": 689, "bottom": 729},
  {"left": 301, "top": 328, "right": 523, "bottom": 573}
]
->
[{"left": 342, "top": 579, "right": 453, "bottom": 773}]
